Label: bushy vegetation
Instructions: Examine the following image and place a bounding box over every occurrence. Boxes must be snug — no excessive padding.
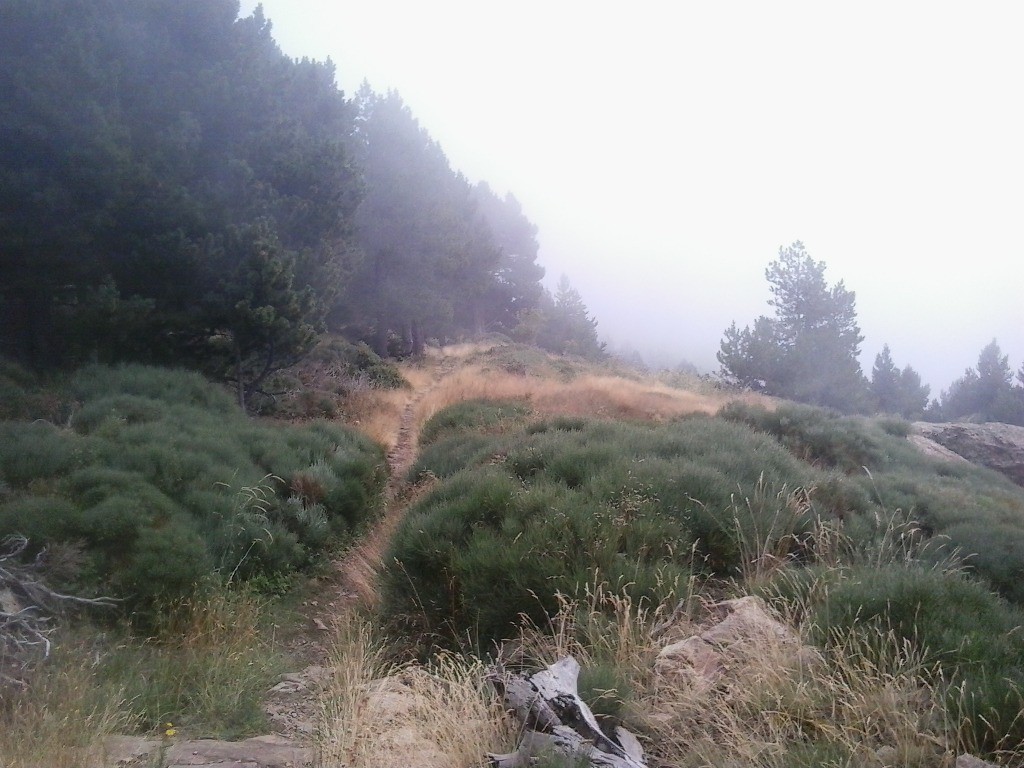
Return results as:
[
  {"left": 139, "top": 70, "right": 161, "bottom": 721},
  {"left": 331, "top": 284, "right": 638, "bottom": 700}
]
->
[
  {"left": 382, "top": 396, "right": 1024, "bottom": 757},
  {"left": 385, "top": 410, "right": 819, "bottom": 649},
  {"left": 721, "top": 401, "right": 1024, "bottom": 603},
  {"left": 0, "top": 364, "right": 385, "bottom": 620},
  {"left": 0, "top": 586, "right": 282, "bottom": 763}
]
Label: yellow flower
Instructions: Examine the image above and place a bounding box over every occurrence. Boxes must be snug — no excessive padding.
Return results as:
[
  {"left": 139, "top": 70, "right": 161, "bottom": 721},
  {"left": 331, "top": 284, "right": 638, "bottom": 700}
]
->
[{"left": 163, "top": 722, "right": 177, "bottom": 738}]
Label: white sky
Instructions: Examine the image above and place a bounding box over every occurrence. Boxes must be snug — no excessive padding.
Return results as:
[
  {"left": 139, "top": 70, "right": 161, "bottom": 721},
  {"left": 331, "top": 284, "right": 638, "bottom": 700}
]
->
[{"left": 239, "top": 0, "right": 1023, "bottom": 394}]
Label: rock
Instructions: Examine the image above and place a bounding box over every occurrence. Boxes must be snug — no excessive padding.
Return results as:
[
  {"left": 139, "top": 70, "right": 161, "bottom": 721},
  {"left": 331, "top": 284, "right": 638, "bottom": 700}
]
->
[
  {"left": 956, "top": 755, "right": 998, "bottom": 768},
  {"left": 653, "top": 595, "right": 818, "bottom": 698},
  {"left": 913, "top": 421, "right": 1024, "bottom": 487},
  {"left": 164, "top": 734, "right": 309, "bottom": 768},
  {"left": 654, "top": 635, "right": 723, "bottom": 692},
  {"left": 701, "top": 596, "right": 799, "bottom": 648},
  {"left": 100, "top": 735, "right": 160, "bottom": 766}
]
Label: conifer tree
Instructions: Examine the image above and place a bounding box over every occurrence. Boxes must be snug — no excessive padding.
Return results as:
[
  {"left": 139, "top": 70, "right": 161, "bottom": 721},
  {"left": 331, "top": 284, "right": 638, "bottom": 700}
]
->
[{"left": 718, "top": 242, "right": 867, "bottom": 411}]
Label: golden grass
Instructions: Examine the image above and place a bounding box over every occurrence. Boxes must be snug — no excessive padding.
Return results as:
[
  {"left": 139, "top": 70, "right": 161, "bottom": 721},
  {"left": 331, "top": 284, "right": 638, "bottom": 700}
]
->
[
  {"left": 315, "top": 615, "right": 516, "bottom": 768},
  {"left": 0, "top": 664, "right": 135, "bottom": 768},
  {"left": 409, "top": 365, "right": 772, "bottom": 437},
  {"left": 344, "top": 387, "right": 411, "bottom": 451}
]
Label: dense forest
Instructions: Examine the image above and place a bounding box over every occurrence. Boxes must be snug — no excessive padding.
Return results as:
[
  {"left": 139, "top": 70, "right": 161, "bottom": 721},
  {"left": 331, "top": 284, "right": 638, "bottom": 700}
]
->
[{"left": 0, "top": 0, "right": 604, "bottom": 411}]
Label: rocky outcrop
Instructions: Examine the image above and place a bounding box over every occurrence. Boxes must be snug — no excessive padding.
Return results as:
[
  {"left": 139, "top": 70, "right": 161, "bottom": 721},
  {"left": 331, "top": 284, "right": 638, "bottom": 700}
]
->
[
  {"left": 653, "top": 596, "right": 814, "bottom": 693},
  {"left": 912, "top": 421, "right": 1024, "bottom": 487}
]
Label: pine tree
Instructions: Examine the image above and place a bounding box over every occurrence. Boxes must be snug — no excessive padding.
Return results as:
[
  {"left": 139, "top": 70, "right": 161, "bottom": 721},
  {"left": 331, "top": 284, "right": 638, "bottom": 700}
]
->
[{"left": 718, "top": 242, "right": 867, "bottom": 411}]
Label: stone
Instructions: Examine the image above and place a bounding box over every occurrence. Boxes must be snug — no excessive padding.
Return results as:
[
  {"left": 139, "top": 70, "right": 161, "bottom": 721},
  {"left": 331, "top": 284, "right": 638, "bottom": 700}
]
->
[
  {"left": 913, "top": 421, "right": 1024, "bottom": 487},
  {"left": 956, "top": 755, "right": 998, "bottom": 768},
  {"left": 701, "top": 596, "right": 799, "bottom": 648},
  {"left": 164, "top": 734, "right": 309, "bottom": 768},
  {"left": 654, "top": 635, "right": 723, "bottom": 692}
]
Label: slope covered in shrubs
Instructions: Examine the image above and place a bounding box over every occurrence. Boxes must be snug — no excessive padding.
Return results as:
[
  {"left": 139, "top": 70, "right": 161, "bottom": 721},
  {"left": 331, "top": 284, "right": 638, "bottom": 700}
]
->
[
  {"left": 0, "top": 363, "right": 386, "bottom": 620},
  {"left": 381, "top": 397, "right": 1024, "bottom": 755}
]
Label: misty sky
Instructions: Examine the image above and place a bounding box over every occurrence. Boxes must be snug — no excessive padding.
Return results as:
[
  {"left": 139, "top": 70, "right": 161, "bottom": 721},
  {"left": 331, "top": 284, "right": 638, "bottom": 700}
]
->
[{"left": 239, "top": 1, "right": 1023, "bottom": 394}]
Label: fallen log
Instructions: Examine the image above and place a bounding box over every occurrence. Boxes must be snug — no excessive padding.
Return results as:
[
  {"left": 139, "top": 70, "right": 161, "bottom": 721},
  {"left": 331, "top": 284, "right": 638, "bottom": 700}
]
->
[{"left": 487, "top": 656, "right": 647, "bottom": 768}]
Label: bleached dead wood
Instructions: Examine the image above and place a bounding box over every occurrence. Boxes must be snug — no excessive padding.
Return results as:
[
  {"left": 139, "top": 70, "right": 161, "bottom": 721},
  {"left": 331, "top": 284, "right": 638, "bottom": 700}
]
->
[
  {"left": 487, "top": 656, "right": 647, "bottom": 768},
  {"left": 0, "top": 535, "right": 118, "bottom": 662}
]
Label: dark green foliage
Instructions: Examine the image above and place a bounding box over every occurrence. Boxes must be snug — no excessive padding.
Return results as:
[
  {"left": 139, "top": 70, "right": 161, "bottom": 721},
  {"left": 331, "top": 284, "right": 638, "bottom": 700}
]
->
[
  {"left": 470, "top": 183, "right": 546, "bottom": 334},
  {"left": 308, "top": 338, "right": 409, "bottom": 389},
  {"left": 408, "top": 434, "right": 501, "bottom": 482},
  {"left": 718, "top": 242, "right": 868, "bottom": 412},
  {"left": 721, "top": 401, "right": 1024, "bottom": 600},
  {"left": 0, "top": 422, "right": 83, "bottom": 488},
  {"left": 387, "top": 397, "right": 1024, "bottom": 655},
  {"left": 870, "top": 344, "right": 930, "bottom": 419},
  {"left": 1, "top": 2, "right": 360, "bottom": 394},
  {"left": 418, "top": 399, "right": 531, "bottom": 446},
  {"left": 0, "top": 359, "right": 65, "bottom": 421},
  {"left": 382, "top": 410, "right": 823, "bottom": 649},
  {"left": 342, "top": 86, "right": 504, "bottom": 356},
  {"left": 938, "top": 339, "right": 1024, "bottom": 425},
  {"left": 719, "top": 401, "right": 912, "bottom": 472},
  {"left": 0, "top": 365, "right": 384, "bottom": 619},
  {"left": 535, "top": 277, "right": 607, "bottom": 360},
  {"left": 773, "top": 565, "right": 1024, "bottom": 753}
]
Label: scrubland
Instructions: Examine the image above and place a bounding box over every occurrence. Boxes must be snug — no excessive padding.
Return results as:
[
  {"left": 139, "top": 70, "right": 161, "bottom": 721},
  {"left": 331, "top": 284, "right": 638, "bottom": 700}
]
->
[{"left": 2, "top": 342, "right": 1024, "bottom": 767}]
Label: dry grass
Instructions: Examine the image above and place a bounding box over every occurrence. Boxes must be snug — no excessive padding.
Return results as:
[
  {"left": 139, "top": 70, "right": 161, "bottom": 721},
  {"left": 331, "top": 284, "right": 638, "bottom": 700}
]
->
[
  {"left": 409, "top": 365, "right": 771, "bottom": 437},
  {"left": 505, "top": 579, "right": 977, "bottom": 768},
  {"left": 315, "top": 615, "right": 516, "bottom": 768},
  {"left": 641, "top": 621, "right": 954, "bottom": 768},
  {"left": 0, "top": 660, "right": 135, "bottom": 768},
  {"left": 344, "top": 387, "right": 412, "bottom": 451}
]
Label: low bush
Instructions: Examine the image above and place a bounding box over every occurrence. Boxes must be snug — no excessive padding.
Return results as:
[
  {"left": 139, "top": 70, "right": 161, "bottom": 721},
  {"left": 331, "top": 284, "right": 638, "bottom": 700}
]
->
[
  {"left": 0, "top": 364, "right": 386, "bottom": 620},
  {"left": 382, "top": 410, "right": 820, "bottom": 650},
  {"left": 766, "top": 564, "right": 1024, "bottom": 753},
  {"left": 721, "top": 402, "right": 1024, "bottom": 604},
  {"left": 418, "top": 398, "right": 530, "bottom": 446}
]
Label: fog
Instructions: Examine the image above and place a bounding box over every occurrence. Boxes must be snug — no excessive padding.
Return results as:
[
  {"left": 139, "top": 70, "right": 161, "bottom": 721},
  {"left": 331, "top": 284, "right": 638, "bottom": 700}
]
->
[{"left": 240, "top": 1, "right": 1024, "bottom": 394}]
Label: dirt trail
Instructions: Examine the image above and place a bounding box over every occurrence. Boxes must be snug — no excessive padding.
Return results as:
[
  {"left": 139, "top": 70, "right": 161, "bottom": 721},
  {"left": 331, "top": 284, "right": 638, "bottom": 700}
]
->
[
  {"left": 111, "top": 356, "right": 458, "bottom": 766},
  {"left": 260, "top": 358, "right": 453, "bottom": 741},
  {"left": 333, "top": 361, "right": 448, "bottom": 610}
]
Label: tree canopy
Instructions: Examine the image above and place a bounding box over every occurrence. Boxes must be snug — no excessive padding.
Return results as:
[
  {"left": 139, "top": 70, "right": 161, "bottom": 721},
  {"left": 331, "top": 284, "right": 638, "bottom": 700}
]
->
[
  {"left": 869, "top": 344, "right": 930, "bottom": 419},
  {"left": 718, "top": 242, "right": 867, "bottom": 411},
  {"left": 0, "top": 1, "right": 579, "bottom": 401},
  {"left": 937, "top": 340, "right": 1024, "bottom": 425},
  {"left": 0, "top": 0, "right": 362, "bottom": 408}
]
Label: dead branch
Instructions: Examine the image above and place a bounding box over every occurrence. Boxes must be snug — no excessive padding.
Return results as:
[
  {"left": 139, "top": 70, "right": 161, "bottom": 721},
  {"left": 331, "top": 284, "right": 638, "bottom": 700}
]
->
[
  {"left": 487, "top": 656, "right": 648, "bottom": 768},
  {"left": 0, "top": 534, "right": 118, "bottom": 662}
]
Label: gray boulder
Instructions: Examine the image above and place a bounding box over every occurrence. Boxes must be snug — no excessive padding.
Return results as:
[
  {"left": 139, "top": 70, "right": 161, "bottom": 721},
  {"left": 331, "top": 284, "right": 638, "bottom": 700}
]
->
[{"left": 912, "top": 421, "right": 1024, "bottom": 487}]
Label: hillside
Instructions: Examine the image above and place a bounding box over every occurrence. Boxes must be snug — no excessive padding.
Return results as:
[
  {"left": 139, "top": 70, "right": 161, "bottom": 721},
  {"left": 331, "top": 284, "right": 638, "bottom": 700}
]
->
[{"left": 2, "top": 341, "right": 1024, "bottom": 767}]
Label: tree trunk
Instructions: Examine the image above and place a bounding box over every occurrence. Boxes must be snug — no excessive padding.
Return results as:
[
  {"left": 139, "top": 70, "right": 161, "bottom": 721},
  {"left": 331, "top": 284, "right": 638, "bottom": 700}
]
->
[
  {"left": 411, "top": 319, "right": 424, "bottom": 357},
  {"left": 487, "top": 657, "right": 647, "bottom": 768}
]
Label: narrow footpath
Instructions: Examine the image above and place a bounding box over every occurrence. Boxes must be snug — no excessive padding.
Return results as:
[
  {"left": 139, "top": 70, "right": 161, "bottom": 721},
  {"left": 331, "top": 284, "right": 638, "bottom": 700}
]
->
[{"left": 108, "top": 360, "right": 453, "bottom": 768}]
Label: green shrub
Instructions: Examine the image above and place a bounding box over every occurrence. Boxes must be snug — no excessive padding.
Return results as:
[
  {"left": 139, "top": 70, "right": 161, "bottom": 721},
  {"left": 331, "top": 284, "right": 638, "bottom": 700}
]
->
[
  {"left": 409, "top": 434, "right": 501, "bottom": 481},
  {"left": 418, "top": 399, "right": 529, "bottom": 446},
  {"left": 70, "top": 363, "right": 237, "bottom": 413},
  {"left": 0, "top": 422, "right": 83, "bottom": 488},
  {"left": 719, "top": 402, "right": 1024, "bottom": 605},
  {"left": 307, "top": 338, "right": 408, "bottom": 389},
  {"left": 0, "top": 364, "right": 385, "bottom": 619},
  {"left": 771, "top": 564, "right": 1024, "bottom": 753}
]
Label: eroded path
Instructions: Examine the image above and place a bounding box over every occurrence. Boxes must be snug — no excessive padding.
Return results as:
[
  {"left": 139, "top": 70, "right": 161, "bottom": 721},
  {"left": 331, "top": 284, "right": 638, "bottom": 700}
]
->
[{"left": 110, "top": 358, "right": 455, "bottom": 767}]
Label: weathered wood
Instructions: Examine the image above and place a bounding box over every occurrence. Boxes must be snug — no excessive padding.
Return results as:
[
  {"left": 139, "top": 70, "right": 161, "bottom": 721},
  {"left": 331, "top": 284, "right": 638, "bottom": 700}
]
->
[{"left": 487, "top": 656, "right": 647, "bottom": 768}]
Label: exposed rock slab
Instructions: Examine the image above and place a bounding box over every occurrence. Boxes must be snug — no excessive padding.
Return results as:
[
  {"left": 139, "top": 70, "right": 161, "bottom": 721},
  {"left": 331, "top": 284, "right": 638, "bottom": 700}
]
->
[
  {"left": 912, "top": 421, "right": 1024, "bottom": 486},
  {"left": 654, "top": 595, "right": 812, "bottom": 693},
  {"left": 164, "top": 735, "right": 309, "bottom": 768},
  {"left": 102, "top": 734, "right": 310, "bottom": 768}
]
